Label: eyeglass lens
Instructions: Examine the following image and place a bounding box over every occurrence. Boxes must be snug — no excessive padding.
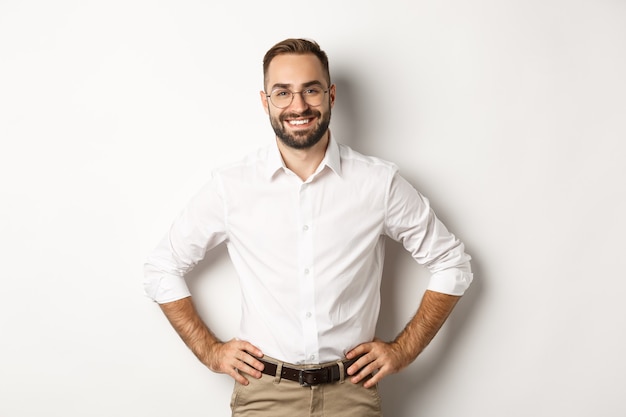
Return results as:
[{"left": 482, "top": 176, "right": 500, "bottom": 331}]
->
[{"left": 269, "top": 88, "right": 327, "bottom": 108}]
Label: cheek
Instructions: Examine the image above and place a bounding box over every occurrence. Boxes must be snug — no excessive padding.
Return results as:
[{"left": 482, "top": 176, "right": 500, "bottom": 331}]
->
[{"left": 269, "top": 111, "right": 284, "bottom": 127}]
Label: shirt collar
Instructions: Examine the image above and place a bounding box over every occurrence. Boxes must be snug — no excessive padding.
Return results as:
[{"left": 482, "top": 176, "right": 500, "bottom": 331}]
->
[{"left": 265, "top": 133, "right": 342, "bottom": 180}]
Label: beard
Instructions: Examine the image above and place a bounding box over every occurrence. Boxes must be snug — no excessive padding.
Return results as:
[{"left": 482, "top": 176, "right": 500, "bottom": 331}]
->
[{"left": 269, "top": 107, "right": 331, "bottom": 150}]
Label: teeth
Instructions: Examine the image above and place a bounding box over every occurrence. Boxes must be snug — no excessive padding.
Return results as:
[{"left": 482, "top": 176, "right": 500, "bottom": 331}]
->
[{"left": 288, "top": 119, "right": 310, "bottom": 125}]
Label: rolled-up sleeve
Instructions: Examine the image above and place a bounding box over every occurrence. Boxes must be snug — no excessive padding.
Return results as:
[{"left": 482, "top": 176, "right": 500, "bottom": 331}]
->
[
  {"left": 384, "top": 172, "right": 473, "bottom": 296},
  {"left": 143, "top": 174, "right": 228, "bottom": 303}
]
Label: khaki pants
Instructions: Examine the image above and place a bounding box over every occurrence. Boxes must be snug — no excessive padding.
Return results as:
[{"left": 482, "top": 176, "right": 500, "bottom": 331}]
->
[{"left": 230, "top": 356, "right": 383, "bottom": 417}]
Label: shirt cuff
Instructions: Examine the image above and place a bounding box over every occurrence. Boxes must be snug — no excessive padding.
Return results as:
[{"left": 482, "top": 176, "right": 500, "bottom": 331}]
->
[
  {"left": 426, "top": 268, "right": 473, "bottom": 296},
  {"left": 143, "top": 265, "right": 192, "bottom": 304}
]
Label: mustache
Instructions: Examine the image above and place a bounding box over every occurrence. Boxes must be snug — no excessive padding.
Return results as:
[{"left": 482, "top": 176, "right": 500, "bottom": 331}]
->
[{"left": 279, "top": 109, "right": 320, "bottom": 121}]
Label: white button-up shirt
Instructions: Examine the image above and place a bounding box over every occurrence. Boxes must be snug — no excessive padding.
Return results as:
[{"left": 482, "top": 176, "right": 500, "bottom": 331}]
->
[{"left": 144, "top": 136, "right": 472, "bottom": 364}]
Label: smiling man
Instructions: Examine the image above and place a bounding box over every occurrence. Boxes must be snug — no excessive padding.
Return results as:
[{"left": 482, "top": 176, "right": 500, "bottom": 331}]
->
[
  {"left": 264, "top": 53, "right": 333, "bottom": 152},
  {"left": 144, "top": 38, "right": 473, "bottom": 417}
]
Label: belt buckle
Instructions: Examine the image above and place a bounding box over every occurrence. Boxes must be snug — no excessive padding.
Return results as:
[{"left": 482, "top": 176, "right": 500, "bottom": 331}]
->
[{"left": 298, "top": 368, "right": 320, "bottom": 387}]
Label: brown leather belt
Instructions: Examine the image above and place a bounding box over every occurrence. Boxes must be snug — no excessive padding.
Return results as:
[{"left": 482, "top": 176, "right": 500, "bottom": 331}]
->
[{"left": 259, "top": 357, "right": 359, "bottom": 387}]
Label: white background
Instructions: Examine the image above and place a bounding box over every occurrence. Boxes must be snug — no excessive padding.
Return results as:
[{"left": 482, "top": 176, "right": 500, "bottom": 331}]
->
[{"left": 1, "top": 1, "right": 625, "bottom": 416}]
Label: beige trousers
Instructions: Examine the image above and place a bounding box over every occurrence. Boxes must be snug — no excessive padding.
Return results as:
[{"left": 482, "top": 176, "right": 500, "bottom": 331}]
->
[{"left": 230, "top": 356, "right": 383, "bottom": 417}]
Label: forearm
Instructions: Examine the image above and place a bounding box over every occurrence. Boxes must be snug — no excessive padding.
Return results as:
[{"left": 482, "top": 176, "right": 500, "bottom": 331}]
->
[
  {"left": 158, "top": 296, "right": 265, "bottom": 384},
  {"left": 159, "top": 296, "right": 220, "bottom": 366},
  {"left": 346, "top": 289, "right": 461, "bottom": 387},
  {"left": 393, "top": 290, "right": 461, "bottom": 363}
]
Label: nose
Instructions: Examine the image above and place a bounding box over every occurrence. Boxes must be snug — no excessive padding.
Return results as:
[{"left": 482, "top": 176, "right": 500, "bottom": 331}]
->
[{"left": 289, "top": 91, "right": 309, "bottom": 112}]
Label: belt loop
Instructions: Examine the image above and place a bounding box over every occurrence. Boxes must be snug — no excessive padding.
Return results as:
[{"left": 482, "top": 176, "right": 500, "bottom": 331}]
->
[
  {"left": 273, "top": 361, "right": 283, "bottom": 384},
  {"left": 337, "top": 360, "right": 345, "bottom": 384}
]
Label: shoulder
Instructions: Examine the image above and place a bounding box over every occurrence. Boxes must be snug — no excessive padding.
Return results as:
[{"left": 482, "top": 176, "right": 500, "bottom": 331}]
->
[
  {"left": 210, "top": 144, "right": 273, "bottom": 180},
  {"left": 337, "top": 143, "right": 399, "bottom": 175}
]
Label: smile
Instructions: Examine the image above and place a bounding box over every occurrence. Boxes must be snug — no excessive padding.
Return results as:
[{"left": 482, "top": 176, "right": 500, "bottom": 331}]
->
[{"left": 288, "top": 119, "right": 311, "bottom": 126}]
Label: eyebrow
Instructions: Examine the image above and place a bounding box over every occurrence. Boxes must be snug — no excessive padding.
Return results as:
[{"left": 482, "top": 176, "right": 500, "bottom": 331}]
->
[{"left": 269, "top": 80, "right": 325, "bottom": 91}]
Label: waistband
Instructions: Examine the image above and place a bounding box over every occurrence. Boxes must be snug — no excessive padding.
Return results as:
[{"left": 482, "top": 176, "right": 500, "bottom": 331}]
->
[{"left": 258, "top": 356, "right": 360, "bottom": 387}]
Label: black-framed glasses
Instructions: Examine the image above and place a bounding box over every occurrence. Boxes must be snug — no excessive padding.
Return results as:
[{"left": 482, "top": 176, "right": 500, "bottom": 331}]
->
[{"left": 266, "top": 87, "right": 330, "bottom": 109}]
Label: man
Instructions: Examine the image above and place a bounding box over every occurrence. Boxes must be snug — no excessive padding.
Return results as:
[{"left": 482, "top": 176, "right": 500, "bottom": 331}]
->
[{"left": 144, "top": 38, "right": 473, "bottom": 416}]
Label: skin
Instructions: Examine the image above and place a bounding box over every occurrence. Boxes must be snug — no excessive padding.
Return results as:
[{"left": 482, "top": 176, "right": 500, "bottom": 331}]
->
[
  {"left": 345, "top": 290, "right": 460, "bottom": 388},
  {"left": 158, "top": 52, "right": 462, "bottom": 388},
  {"left": 160, "top": 296, "right": 264, "bottom": 386},
  {"left": 260, "top": 53, "right": 336, "bottom": 181}
]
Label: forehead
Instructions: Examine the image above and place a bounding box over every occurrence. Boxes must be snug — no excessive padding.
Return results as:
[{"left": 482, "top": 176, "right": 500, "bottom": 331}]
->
[{"left": 266, "top": 53, "right": 326, "bottom": 89}]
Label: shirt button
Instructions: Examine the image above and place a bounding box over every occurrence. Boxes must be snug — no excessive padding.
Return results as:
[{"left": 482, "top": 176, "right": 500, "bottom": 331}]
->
[
  {"left": 305, "top": 312, "right": 312, "bottom": 318},
  {"left": 304, "top": 268, "right": 310, "bottom": 275},
  {"left": 309, "top": 354, "right": 316, "bottom": 361},
  {"left": 302, "top": 225, "right": 309, "bottom": 231}
]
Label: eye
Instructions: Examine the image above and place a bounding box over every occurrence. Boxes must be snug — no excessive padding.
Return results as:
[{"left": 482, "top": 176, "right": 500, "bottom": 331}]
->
[
  {"left": 272, "top": 90, "right": 291, "bottom": 98},
  {"left": 303, "top": 88, "right": 322, "bottom": 96}
]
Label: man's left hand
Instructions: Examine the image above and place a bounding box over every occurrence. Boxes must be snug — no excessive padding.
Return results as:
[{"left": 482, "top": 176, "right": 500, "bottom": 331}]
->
[{"left": 345, "top": 338, "right": 409, "bottom": 388}]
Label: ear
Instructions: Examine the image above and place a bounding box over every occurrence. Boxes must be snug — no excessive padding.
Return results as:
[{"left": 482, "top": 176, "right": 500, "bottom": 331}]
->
[
  {"left": 260, "top": 90, "right": 270, "bottom": 115},
  {"left": 329, "top": 84, "right": 336, "bottom": 109}
]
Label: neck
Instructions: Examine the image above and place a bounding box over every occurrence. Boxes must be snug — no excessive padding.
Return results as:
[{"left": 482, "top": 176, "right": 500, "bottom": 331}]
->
[{"left": 277, "top": 131, "right": 330, "bottom": 181}]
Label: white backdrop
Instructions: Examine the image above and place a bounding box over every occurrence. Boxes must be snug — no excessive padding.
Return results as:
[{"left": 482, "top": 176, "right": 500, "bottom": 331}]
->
[{"left": 1, "top": 1, "right": 625, "bottom": 416}]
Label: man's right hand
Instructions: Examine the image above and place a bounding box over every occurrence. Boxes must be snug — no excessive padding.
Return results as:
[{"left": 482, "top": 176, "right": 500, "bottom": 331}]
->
[
  {"left": 159, "top": 297, "right": 264, "bottom": 385},
  {"left": 206, "top": 339, "right": 265, "bottom": 385}
]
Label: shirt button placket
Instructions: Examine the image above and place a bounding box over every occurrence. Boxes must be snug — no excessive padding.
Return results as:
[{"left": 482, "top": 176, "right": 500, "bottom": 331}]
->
[{"left": 298, "top": 183, "right": 319, "bottom": 363}]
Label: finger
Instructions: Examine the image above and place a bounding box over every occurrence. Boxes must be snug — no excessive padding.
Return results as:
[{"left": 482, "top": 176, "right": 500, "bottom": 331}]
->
[
  {"left": 242, "top": 352, "right": 265, "bottom": 373},
  {"left": 363, "top": 369, "right": 386, "bottom": 388},
  {"left": 235, "top": 350, "right": 265, "bottom": 378},
  {"left": 239, "top": 341, "right": 264, "bottom": 358},
  {"left": 350, "top": 358, "right": 380, "bottom": 383},
  {"left": 345, "top": 343, "right": 375, "bottom": 374},
  {"left": 348, "top": 352, "right": 379, "bottom": 377},
  {"left": 236, "top": 343, "right": 264, "bottom": 372},
  {"left": 350, "top": 354, "right": 389, "bottom": 386},
  {"left": 345, "top": 343, "right": 370, "bottom": 360},
  {"left": 230, "top": 366, "right": 251, "bottom": 386},
  {"left": 224, "top": 341, "right": 263, "bottom": 376},
  {"left": 346, "top": 346, "right": 378, "bottom": 376},
  {"left": 235, "top": 358, "right": 263, "bottom": 379}
]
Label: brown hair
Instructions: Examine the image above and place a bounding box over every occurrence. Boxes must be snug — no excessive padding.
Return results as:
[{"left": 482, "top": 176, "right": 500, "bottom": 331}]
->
[{"left": 262, "top": 38, "right": 331, "bottom": 90}]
